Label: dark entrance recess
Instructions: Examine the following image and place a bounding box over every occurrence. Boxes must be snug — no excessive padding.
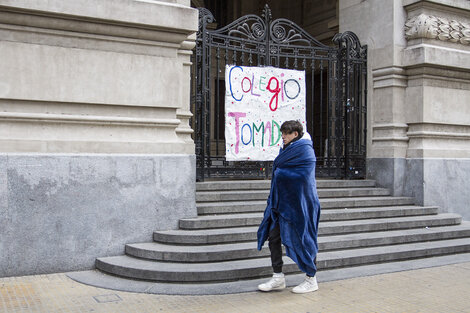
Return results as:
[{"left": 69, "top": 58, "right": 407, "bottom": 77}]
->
[{"left": 191, "top": 5, "right": 367, "bottom": 181}]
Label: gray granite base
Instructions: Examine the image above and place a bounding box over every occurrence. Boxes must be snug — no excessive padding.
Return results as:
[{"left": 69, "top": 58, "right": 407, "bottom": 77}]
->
[
  {"left": 0, "top": 153, "right": 196, "bottom": 278},
  {"left": 367, "top": 157, "right": 407, "bottom": 196},
  {"left": 368, "top": 157, "right": 470, "bottom": 221},
  {"left": 405, "top": 158, "right": 470, "bottom": 221}
]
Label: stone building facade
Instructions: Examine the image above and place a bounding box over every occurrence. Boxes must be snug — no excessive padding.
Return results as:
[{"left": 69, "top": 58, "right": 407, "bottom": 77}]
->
[
  {"left": 0, "top": 0, "right": 198, "bottom": 277},
  {"left": 0, "top": 0, "right": 468, "bottom": 277}
]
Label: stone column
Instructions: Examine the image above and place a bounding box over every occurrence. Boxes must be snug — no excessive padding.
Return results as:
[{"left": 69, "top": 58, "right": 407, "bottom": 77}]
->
[
  {"left": 402, "top": 0, "right": 470, "bottom": 219},
  {"left": 339, "top": 0, "right": 470, "bottom": 219},
  {"left": 0, "top": 0, "right": 198, "bottom": 276},
  {"left": 340, "top": 0, "right": 409, "bottom": 196}
]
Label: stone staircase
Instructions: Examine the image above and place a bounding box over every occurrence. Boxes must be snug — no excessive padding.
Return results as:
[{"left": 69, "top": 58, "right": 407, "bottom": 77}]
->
[{"left": 94, "top": 179, "right": 470, "bottom": 291}]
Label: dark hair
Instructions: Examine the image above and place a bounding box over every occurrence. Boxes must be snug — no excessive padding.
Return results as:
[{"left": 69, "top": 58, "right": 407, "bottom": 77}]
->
[{"left": 280, "top": 120, "right": 303, "bottom": 137}]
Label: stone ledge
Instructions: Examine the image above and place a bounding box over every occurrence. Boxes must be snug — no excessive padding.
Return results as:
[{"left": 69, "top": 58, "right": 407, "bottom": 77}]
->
[
  {"left": 403, "top": 0, "right": 470, "bottom": 15},
  {"left": 372, "top": 123, "right": 410, "bottom": 146},
  {"left": 406, "top": 65, "right": 470, "bottom": 89},
  {"left": 0, "top": 112, "right": 181, "bottom": 127},
  {"left": 0, "top": 22, "right": 184, "bottom": 58},
  {"left": 0, "top": 0, "right": 198, "bottom": 35},
  {"left": 372, "top": 67, "right": 408, "bottom": 89},
  {"left": 0, "top": 139, "right": 195, "bottom": 154},
  {"left": 406, "top": 148, "right": 470, "bottom": 158},
  {"left": 406, "top": 123, "right": 470, "bottom": 158},
  {"left": 403, "top": 43, "right": 470, "bottom": 70},
  {"left": 407, "top": 122, "right": 470, "bottom": 139}
]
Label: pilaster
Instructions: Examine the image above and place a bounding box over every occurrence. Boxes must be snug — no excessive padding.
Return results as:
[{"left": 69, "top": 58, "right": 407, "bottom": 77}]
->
[
  {"left": 340, "top": 0, "right": 409, "bottom": 195},
  {"left": 401, "top": 0, "right": 470, "bottom": 219},
  {"left": 340, "top": 0, "right": 470, "bottom": 219}
]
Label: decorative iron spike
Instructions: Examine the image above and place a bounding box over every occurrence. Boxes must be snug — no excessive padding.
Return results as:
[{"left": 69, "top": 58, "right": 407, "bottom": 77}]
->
[
  {"left": 262, "top": 4, "right": 272, "bottom": 23},
  {"left": 197, "top": 7, "right": 215, "bottom": 28}
]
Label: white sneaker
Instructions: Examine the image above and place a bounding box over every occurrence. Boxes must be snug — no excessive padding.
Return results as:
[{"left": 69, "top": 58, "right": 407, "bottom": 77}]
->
[
  {"left": 292, "top": 275, "right": 318, "bottom": 294},
  {"left": 258, "top": 273, "right": 286, "bottom": 292}
]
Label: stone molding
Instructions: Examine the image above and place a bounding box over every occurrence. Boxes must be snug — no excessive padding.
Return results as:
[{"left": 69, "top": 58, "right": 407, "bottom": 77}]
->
[
  {"left": 372, "top": 123, "right": 410, "bottom": 143},
  {"left": 407, "top": 123, "right": 470, "bottom": 140},
  {"left": 176, "top": 110, "right": 195, "bottom": 137},
  {"left": 0, "top": 112, "right": 181, "bottom": 127},
  {"left": 405, "top": 13, "right": 470, "bottom": 45},
  {"left": 0, "top": 0, "right": 198, "bottom": 35},
  {"left": 372, "top": 67, "right": 407, "bottom": 89},
  {"left": 406, "top": 123, "right": 470, "bottom": 158}
]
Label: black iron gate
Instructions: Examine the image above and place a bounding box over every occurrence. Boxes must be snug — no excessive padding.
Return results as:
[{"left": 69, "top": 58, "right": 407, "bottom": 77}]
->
[{"left": 191, "top": 5, "right": 367, "bottom": 181}]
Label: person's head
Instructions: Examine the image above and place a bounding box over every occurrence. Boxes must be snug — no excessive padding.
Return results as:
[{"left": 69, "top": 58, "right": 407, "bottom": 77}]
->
[{"left": 280, "top": 120, "right": 304, "bottom": 146}]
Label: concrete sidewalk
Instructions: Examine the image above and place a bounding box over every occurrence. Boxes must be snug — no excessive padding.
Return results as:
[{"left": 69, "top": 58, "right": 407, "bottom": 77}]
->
[{"left": 1, "top": 261, "right": 470, "bottom": 313}]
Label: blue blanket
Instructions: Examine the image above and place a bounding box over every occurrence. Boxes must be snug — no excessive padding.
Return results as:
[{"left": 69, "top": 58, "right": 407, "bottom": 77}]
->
[{"left": 257, "top": 138, "right": 321, "bottom": 276}]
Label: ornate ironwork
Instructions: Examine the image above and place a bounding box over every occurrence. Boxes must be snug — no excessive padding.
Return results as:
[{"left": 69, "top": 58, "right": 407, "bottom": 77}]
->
[{"left": 191, "top": 5, "right": 367, "bottom": 181}]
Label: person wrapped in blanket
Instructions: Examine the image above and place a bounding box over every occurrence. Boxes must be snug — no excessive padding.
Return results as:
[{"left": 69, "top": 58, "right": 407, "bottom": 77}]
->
[{"left": 257, "top": 120, "right": 321, "bottom": 294}]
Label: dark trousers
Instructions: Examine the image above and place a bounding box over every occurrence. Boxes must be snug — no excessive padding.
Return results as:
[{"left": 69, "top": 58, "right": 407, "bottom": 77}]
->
[
  {"left": 268, "top": 222, "right": 317, "bottom": 275},
  {"left": 268, "top": 223, "right": 283, "bottom": 273}
]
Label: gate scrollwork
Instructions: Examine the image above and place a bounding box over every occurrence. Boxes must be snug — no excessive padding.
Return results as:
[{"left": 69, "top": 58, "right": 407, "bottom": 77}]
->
[{"left": 191, "top": 5, "right": 367, "bottom": 181}]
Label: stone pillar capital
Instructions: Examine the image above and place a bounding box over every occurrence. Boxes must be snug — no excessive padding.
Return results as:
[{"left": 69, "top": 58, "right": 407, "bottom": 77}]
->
[{"left": 405, "top": 13, "right": 470, "bottom": 45}]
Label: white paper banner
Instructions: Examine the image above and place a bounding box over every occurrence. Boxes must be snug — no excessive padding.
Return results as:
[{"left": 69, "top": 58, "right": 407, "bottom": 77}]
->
[{"left": 225, "top": 65, "right": 306, "bottom": 161}]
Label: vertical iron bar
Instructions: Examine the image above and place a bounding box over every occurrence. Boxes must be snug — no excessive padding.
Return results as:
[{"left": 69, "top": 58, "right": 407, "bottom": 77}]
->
[
  {"left": 311, "top": 59, "right": 315, "bottom": 144},
  {"left": 330, "top": 56, "right": 336, "bottom": 178},
  {"left": 335, "top": 45, "right": 344, "bottom": 179},
  {"left": 344, "top": 46, "right": 350, "bottom": 179},
  {"left": 319, "top": 60, "right": 324, "bottom": 162},
  {"left": 216, "top": 46, "right": 220, "bottom": 156},
  {"left": 241, "top": 45, "right": 245, "bottom": 65},
  {"left": 355, "top": 63, "right": 360, "bottom": 156},
  {"left": 205, "top": 37, "right": 212, "bottom": 178},
  {"left": 363, "top": 55, "right": 368, "bottom": 178},
  {"left": 327, "top": 57, "right": 333, "bottom": 177},
  {"left": 199, "top": 23, "right": 207, "bottom": 181}
]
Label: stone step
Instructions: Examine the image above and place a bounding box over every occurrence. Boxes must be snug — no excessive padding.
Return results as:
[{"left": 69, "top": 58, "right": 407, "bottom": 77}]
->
[
  {"left": 196, "top": 187, "right": 390, "bottom": 202},
  {"left": 96, "top": 237, "right": 470, "bottom": 283},
  {"left": 155, "top": 213, "right": 461, "bottom": 244},
  {"left": 196, "top": 179, "right": 376, "bottom": 191},
  {"left": 74, "top": 253, "right": 470, "bottom": 295},
  {"left": 197, "top": 196, "right": 416, "bottom": 215},
  {"left": 126, "top": 222, "right": 470, "bottom": 262},
  {"left": 179, "top": 206, "right": 439, "bottom": 229}
]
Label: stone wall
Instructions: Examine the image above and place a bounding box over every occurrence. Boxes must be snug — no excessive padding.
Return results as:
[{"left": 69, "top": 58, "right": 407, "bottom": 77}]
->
[
  {"left": 0, "top": 0, "right": 198, "bottom": 276},
  {"left": 339, "top": 0, "right": 470, "bottom": 219},
  {"left": 0, "top": 154, "right": 195, "bottom": 276}
]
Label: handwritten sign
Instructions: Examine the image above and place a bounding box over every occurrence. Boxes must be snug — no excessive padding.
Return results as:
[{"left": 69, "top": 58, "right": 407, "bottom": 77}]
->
[{"left": 225, "top": 65, "right": 306, "bottom": 161}]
